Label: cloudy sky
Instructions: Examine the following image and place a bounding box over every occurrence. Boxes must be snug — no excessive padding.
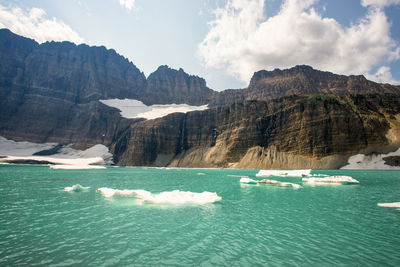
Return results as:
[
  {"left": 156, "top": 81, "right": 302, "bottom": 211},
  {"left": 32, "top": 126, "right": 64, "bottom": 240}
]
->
[{"left": 0, "top": 0, "right": 399, "bottom": 90}]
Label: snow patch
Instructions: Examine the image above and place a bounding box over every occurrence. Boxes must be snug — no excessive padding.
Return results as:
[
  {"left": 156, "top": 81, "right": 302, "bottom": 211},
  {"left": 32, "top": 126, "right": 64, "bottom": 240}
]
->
[
  {"left": 99, "top": 98, "right": 208, "bottom": 120},
  {"left": 96, "top": 188, "right": 222, "bottom": 204},
  {"left": 341, "top": 148, "right": 400, "bottom": 170},
  {"left": 0, "top": 136, "right": 56, "bottom": 156},
  {"left": 0, "top": 136, "right": 113, "bottom": 169},
  {"left": 64, "top": 184, "right": 90, "bottom": 192},
  {"left": 256, "top": 169, "right": 312, "bottom": 177}
]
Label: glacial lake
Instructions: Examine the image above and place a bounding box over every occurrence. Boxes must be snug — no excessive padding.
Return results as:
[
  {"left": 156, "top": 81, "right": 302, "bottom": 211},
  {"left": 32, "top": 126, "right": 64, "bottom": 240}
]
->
[{"left": 1, "top": 165, "right": 399, "bottom": 266}]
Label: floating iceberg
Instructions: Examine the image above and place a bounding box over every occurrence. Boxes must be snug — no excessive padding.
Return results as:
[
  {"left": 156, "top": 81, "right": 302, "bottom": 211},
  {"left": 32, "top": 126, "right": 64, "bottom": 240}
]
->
[
  {"left": 64, "top": 184, "right": 91, "bottom": 192},
  {"left": 302, "top": 176, "right": 360, "bottom": 184},
  {"left": 240, "top": 178, "right": 301, "bottom": 188},
  {"left": 377, "top": 202, "right": 400, "bottom": 208},
  {"left": 239, "top": 178, "right": 258, "bottom": 184},
  {"left": 256, "top": 169, "right": 312, "bottom": 177},
  {"left": 258, "top": 179, "right": 301, "bottom": 189},
  {"left": 96, "top": 188, "right": 222, "bottom": 204},
  {"left": 51, "top": 164, "right": 106, "bottom": 170}
]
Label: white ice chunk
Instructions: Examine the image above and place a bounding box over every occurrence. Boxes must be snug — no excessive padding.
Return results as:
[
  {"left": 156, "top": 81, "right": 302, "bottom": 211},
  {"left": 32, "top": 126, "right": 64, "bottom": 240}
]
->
[
  {"left": 258, "top": 179, "right": 301, "bottom": 189},
  {"left": 51, "top": 164, "right": 106, "bottom": 170},
  {"left": 132, "top": 190, "right": 222, "bottom": 204},
  {"left": 96, "top": 188, "right": 136, "bottom": 198},
  {"left": 303, "top": 176, "right": 360, "bottom": 184},
  {"left": 96, "top": 188, "right": 222, "bottom": 204},
  {"left": 378, "top": 202, "right": 400, "bottom": 208},
  {"left": 99, "top": 98, "right": 208, "bottom": 120},
  {"left": 256, "top": 169, "right": 312, "bottom": 177},
  {"left": 64, "top": 184, "right": 90, "bottom": 192},
  {"left": 239, "top": 178, "right": 258, "bottom": 184}
]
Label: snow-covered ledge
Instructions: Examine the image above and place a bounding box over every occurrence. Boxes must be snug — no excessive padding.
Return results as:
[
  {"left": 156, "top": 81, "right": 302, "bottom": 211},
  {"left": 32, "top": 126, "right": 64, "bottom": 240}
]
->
[
  {"left": 341, "top": 148, "right": 400, "bottom": 170},
  {"left": 99, "top": 98, "right": 208, "bottom": 120}
]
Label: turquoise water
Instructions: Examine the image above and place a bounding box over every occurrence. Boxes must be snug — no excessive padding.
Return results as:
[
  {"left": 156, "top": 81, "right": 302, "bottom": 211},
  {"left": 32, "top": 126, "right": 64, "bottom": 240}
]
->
[{"left": 1, "top": 165, "right": 400, "bottom": 266}]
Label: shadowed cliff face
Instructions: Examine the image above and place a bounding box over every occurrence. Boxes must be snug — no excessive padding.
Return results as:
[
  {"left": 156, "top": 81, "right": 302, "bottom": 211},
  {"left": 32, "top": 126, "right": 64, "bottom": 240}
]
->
[{"left": 112, "top": 95, "right": 400, "bottom": 168}]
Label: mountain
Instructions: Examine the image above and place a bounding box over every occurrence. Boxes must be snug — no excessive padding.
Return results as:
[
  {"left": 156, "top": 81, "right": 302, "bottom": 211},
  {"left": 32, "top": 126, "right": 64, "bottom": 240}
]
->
[
  {"left": 1, "top": 29, "right": 400, "bottom": 168},
  {"left": 140, "top": 65, "right": 214, "bottom": 105},
  {"left": 211, "top": 65, "right": 400, "bottom": 106},
  {"left": 0, "top": 29, "right": 211, "bottom": 148}
]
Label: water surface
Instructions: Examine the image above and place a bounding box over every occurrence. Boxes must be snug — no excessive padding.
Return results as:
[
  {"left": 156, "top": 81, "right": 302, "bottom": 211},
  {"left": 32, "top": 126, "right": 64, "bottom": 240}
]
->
[{"left": 1, "top": 165, "right": 399, "bottom": 266}]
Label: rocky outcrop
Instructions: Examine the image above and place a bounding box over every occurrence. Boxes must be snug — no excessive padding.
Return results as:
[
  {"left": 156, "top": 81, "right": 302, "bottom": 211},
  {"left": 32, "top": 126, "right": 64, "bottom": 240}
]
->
[{"left": 140, "top": 65, "right": 214, "bottom": 105}]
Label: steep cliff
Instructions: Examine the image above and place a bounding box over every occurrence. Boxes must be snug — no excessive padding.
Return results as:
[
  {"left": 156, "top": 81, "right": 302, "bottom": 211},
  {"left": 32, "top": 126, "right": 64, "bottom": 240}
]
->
[
  {"left": 112, "top": 94, "right": 400, "bottom": 168},
  {"left": 0, "top": 29, "right": 149, "bottom": 148}
]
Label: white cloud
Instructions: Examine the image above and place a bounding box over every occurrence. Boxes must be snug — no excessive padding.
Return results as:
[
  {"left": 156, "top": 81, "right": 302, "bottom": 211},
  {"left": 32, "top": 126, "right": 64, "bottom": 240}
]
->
[
  {"left": 366, "top": 66, "right": 400, "bottom": 84},
  {"left": 0, "top": 4, "right": 83, "bottom": 44},
  {"left": 119, "top": 0, "right": 135, "bottom": 10},
  {"left": 197, "top": 0, "right": 400, "bottom": 84},
  {"left": 361, "top": 0, "right": 400, "bottom": 8}
]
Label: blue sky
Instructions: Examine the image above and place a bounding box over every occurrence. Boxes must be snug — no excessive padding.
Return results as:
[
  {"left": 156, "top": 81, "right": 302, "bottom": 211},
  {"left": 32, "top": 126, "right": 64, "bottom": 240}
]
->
[{"left": 0, "top": 0, "right": 399, "bottom": 91}]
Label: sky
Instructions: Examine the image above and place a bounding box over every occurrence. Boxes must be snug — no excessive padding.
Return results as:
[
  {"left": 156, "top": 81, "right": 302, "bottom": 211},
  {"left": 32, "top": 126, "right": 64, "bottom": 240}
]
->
[{"left": 0, "top": 0, "right": 399, "bottom": 91}]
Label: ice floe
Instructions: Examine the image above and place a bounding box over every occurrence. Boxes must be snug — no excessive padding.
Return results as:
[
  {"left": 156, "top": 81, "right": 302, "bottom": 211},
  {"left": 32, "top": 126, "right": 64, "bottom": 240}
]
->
[
  {"left": 64, "top": 184, "right": 91, "bottom": 192},
  {"left": 96, "top": 187, "right": 222, "bottom": 204},
  {"left": 302, "top": 176, "right": 360, "bottom": 184},
  {"left": 99, "top": 98, "right": 208, "bottom": 120},
  {"left": 256, "top": 169, "right": 312, "bottom": 177},
  {"left": 239, "top": 178, "right": 258, "bottom": 184},
  {"left": 377, "top": 202, "right": 400, "bottom": 208},
  {"left": 341, "top": 148, "right": 400, "bottom": 170},
  {"left": 240, "top": 178, "right": 301, "bottom": 188}
]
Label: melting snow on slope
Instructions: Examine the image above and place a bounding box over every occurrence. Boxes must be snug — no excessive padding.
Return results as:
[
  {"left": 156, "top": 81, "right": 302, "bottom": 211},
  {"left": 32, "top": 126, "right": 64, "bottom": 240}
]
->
[
  {"left": 341, "top": 148, "right": 400, "bottom": 170},
  {"left": 0, "top": 136, "right": 57, "bottom": 156},
  {"left": 0, "top": 136, "right": 112, "bottom": 169},
  {"left": 96, "top": 188, "right": 222, "bottom": 204},
  {"left": 99, "top": 98, "right": 208, "bottom": 120}
]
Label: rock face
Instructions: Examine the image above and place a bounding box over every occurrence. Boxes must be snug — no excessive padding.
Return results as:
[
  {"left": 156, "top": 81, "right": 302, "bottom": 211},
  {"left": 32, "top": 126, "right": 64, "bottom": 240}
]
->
[
  {"left": 210, "top": 65, "right": 400, "bottom": 106},
  {"left": 140, "top": 65, "right": 214, "bottom": 105},
  {"left": 0, "top": 29, "right": 210, "bottom": 149},
  {"left": 113, "top": 94, "right": 400, "bottom": 168},
  {"left": 2, "top": 29, "right": 400, "bottom": 168}
]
